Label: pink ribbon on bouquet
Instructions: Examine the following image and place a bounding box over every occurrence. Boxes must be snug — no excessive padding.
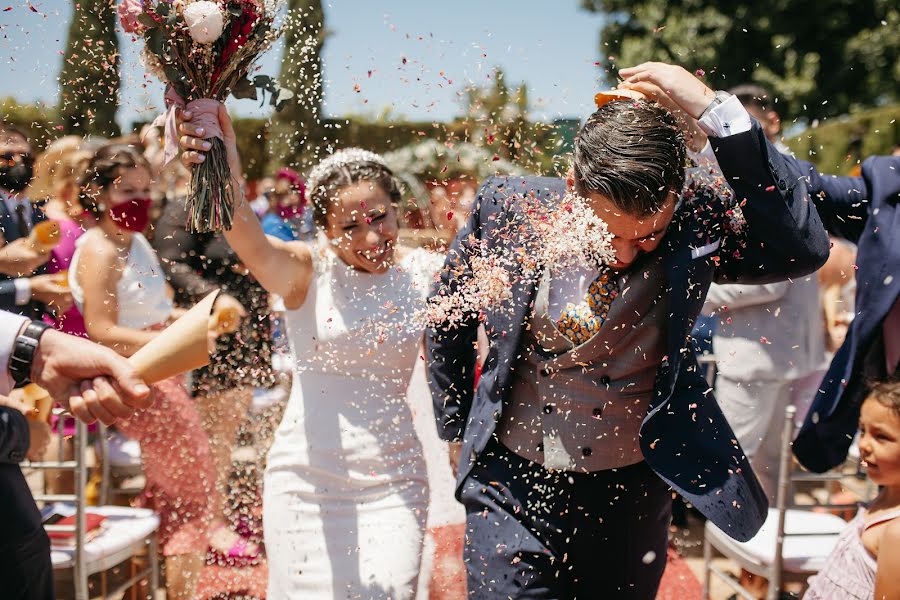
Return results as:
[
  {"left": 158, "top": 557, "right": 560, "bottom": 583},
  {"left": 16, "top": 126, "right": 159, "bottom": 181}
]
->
[{"left": 150, "top": 86, "right": 225, "bottom": 166}]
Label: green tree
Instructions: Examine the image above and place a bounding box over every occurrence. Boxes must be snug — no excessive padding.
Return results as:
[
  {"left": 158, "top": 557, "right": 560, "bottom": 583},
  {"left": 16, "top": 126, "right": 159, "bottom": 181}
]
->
[
  {"left": 267, "top": 0, "right": 326, "bottom": 171},
  {"left": 58, "top": 0, "right": 121, "bottom": 137},
  {"left": 581, "top": 0, "right": 900, "bottom": 120}
]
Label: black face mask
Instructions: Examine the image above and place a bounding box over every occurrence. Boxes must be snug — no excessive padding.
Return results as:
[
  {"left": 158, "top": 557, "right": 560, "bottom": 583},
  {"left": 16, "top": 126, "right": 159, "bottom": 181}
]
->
[{"left": 0, "top": 161, "right": 33, "bottom": 193}]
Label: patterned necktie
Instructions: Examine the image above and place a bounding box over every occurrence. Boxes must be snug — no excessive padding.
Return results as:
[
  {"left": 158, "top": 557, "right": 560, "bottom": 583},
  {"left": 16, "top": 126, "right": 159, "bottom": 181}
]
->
[{"left": 555, "top": 269, "right": 618, "bottom": 345}]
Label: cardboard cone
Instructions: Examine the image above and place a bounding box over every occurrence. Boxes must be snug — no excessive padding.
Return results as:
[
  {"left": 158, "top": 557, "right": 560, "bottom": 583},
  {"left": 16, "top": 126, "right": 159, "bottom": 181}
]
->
[
  {"left": 52, "top": 270, "right": 69, "bottom": 290},
  {"left": 128, "top": 290, "right": 220, "bottom": 384},
  {"left": 594, "top": 88, "right": 647, "bottom": 109},
  {"left": 28, "top": 220, "right": 61, "bottom": 253},
  {"left": 22, "top": 383, "right": 53, "bottom": 422}
]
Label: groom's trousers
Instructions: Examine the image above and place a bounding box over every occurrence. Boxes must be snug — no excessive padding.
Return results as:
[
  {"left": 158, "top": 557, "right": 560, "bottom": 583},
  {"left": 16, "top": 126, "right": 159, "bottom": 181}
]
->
[{"left": 459, "top": 439, "right": 671, "bottom": 599}]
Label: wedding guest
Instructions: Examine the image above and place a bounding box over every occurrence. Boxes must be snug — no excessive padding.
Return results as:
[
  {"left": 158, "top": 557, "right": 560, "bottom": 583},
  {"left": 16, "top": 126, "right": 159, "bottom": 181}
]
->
[
  {"left": 70, "top": 143, "right": 218, "bottom": 600},
  {"left": 260, "top": 167, "right": 306, "bottom": 242},
  {"left": 0, "top": 308, "right": 151, "bottom": 600},
  {"left": 179, "top": 107, "right": 439, "bottom": 599},
  {"left": 0, "top": 122, "right": 72, "bottom": 321},
  {"left": 153, "top": 160, "right": 273, "bottom": 564}
]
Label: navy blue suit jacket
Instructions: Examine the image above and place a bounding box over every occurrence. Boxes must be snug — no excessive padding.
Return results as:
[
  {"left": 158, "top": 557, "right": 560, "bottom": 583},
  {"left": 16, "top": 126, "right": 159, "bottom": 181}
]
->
[
  {"left": 426, "top": 121, "right": 830, "bottom": 542},
  {"left": 0, "top": 200, "right": 48, "bottom": 316},
  {"left": 788, "top": 156, "right": 900, "bottom": 473}
]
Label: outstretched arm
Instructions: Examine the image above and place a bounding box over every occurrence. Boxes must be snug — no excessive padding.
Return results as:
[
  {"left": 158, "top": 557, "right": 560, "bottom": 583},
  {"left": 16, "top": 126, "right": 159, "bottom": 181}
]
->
[{"left": 179, "top": 105, "right": 314, "bottom": 309}]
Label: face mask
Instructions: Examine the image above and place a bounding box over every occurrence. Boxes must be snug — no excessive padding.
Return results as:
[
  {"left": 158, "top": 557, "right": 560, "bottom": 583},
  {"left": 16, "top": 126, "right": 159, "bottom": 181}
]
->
[
  {"left": 0, "top": 161, "right": 33, "bottom": 192},
  {"left": 107, "top": 197, "right": 152, "bottom": 232},
  {"left": 276, "top": 203, "right": 303, "bottom": 220}
]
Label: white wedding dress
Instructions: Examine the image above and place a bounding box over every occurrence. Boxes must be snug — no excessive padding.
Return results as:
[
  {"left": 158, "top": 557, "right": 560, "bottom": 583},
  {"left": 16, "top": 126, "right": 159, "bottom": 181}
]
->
[{"left": 264, "top": 242, "right": 439, "bottom": 599}]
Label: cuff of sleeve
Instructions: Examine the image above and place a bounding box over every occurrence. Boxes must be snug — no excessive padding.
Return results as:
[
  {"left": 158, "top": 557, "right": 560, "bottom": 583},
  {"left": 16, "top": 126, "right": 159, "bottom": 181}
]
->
[
  {"left": 13, "top": 278, "right": 31, "bottom": 306},
  {"left": 699, "top": 95, "right": 752, "bottom": 138},
  {"left": 0, "top": 312, "right": 29, "bottom": 396}
]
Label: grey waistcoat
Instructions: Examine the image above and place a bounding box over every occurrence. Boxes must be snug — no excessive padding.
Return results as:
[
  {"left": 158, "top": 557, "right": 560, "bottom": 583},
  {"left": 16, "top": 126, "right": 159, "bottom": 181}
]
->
[{"left": 498, "top": 254, "right": 669, "bottom": 472}]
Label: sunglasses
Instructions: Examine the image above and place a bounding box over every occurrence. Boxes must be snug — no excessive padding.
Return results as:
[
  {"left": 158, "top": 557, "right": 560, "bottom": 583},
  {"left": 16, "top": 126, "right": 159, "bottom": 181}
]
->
[{"left": 0, "top": 152, "right": 34, "bottom": 168}]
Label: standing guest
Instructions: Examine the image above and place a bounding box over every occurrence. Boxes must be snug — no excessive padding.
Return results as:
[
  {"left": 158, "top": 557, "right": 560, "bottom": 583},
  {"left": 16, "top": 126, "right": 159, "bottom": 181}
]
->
[
  {"left": 26, "top": 135, "right": 98, "bottom": 336},
  {"left": 0, "top": 308, "right": 151, "bottom": 600},
  {"left": 179, "top": 107, "right": 438, "bottom": 599},
  {"left": 153, "top": 161, "right": 273, "bottom": 564},
  {"left": 425, "top": 63, "right": 829, "bottom": 598},
  {"left": 70, "top": 143, "right": 218, "bottom": 600},
  {"left": 781, "top": 129, "right": 900, "bottom": 474},
  {"left": 700, "top": 84, "right": 828, "bottom": 501},
  {"left": 260, "top": 167, "right": 307, "bottom": 242},
  {"left": 0, "top": 123, "right": 72, "bottom": 320}
]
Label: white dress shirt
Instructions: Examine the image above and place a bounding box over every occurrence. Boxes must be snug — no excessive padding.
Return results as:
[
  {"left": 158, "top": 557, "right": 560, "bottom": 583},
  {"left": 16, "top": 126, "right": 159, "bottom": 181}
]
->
[{"left": 0, "top": 310, "right": 29, "bottom": 396}]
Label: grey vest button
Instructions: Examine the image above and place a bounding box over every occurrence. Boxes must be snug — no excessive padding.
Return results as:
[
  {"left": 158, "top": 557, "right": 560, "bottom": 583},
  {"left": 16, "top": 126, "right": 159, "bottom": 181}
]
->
[
  {"left": 581, "top": 447, "right": 592, "bottom": 457},
  {"left": 539, "top": 368, "right": 551, "bottom": 377},
  {"left": 599, "top": 375, "right": 611, "bottom": 386},
  {"left": 592, "top": 407, "right": 603, "bottom": 417},
  {"left": 543, "top": 404, "right": 554, "bottom": 414}
]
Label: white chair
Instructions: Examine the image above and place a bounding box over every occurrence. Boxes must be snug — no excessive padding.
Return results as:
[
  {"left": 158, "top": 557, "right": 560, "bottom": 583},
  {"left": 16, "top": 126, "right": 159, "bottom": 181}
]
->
[
  {"left": 97, "top": 424, "right": 144, "bottom": 505},
  {"left": 702, "top": 405, "right": 859, "bottom": 600},
  {"left": 26, "top": 413, "right": 160, "bottom": 600}
]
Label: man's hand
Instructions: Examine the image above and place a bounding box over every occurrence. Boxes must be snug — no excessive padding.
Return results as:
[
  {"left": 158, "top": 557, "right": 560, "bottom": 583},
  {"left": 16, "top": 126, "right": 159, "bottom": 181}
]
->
[
  {"left": 447, "top": 441, "right": 463, "bottom": 477},
  {"left": 30, "top": 329, "right": 151, "bottom": 425},
  {"left": 30, "top": 274, "right": 73, "bottom": 314},
  {"left": 0, "top": 238, "right": 49, "bottom": 277},
  {"left": 619, "top": 62, "right": 716, "bottom": 120}
]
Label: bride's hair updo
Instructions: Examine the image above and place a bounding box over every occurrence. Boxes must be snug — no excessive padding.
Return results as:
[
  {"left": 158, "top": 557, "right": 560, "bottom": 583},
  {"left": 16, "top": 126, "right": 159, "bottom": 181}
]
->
[{"left": 306, "top": 148, "right": 402, "bottom": 228}]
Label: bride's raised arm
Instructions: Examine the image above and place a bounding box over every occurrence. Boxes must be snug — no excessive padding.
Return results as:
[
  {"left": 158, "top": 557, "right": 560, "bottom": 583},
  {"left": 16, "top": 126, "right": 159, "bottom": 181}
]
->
[{"left": 178, "top": 105, "right": 313, "bottom": 309}]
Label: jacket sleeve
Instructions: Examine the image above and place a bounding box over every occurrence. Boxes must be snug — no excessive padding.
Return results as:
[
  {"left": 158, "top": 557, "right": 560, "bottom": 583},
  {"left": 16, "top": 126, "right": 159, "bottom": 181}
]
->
[
  {"left": 0, "top": 280, "right": 19, "bottom": 312},
  {"left": 424, "top": 179, "right": 491, "bottom": 443},
  {"left": 0, "top": 407, "right": 29, "bottom": 464},
  {"left": 711, "top": 121, "right": 831, "bottom": 284},
  {"left": 784, "top": 159, "right": 868, "bottom": 244}
]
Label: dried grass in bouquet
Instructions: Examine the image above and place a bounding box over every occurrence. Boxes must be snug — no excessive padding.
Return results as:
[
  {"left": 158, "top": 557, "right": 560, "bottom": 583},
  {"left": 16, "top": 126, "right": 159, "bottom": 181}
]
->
[{"left": 120, "top": 0, "right": 292, "bottom": 232}]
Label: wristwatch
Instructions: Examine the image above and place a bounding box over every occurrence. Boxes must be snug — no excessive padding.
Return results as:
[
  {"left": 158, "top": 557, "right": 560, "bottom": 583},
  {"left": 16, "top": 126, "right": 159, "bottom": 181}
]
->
[
  {"left": 9, "top": 320, "right": 50, "bottom": 388},
  {"left": 698, "top": 90, "right": 732, "bottom": 120}
]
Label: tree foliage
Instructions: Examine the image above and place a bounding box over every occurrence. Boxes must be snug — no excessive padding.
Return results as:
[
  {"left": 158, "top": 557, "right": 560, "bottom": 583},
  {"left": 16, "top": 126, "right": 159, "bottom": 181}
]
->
[
  {"left": 58, "top": 0, "right": 121, "bottom": 137},
  {"left": 267, "top": 0, "right": 326, "bottom": 170},
  {"left": 581, "top": 0, "right": 900, "bottom": 119}
]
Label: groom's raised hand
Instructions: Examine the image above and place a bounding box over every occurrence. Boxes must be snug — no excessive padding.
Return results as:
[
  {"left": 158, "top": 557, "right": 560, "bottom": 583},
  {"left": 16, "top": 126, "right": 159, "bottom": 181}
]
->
[{"left": 619, "top": 62, "right": 716, "bottom": 120}]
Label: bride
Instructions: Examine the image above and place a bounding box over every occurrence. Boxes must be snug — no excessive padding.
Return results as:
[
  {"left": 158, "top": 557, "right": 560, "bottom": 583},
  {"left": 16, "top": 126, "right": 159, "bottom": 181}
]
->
[{"left": 179, "top": 106, "right": 439, "bottom": 598}]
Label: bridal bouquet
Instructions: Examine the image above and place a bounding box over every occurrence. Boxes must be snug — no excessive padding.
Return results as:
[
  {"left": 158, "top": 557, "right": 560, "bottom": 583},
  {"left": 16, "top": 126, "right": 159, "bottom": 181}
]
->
[{"left": 119, "top": 0, "right": 291, "bottom": 232}]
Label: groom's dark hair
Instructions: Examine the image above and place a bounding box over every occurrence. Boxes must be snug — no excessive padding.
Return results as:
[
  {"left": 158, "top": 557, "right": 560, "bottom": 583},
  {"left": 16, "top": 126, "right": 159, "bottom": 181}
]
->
[{"left": 573, "top": 100, "right": 686, "bottom": 216}]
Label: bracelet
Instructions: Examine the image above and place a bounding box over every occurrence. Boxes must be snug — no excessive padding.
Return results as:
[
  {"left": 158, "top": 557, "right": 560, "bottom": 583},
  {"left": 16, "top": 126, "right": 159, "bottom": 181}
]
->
[{"left": 9, "top": 320, "right": 50, "bottom": 388}]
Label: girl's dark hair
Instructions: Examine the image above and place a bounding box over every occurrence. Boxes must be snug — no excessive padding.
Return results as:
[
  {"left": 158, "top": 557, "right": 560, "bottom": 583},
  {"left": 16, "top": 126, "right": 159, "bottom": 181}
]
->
[
  {"left": 78, "top": 143, "right": 150, "bottom": 215},
  {"left": 867, "top": 378, "right": 900, "bottom": 415},
  {"left": 308, "top": 159, "right": 402, "bottom": 228},
  {"left": 573, "top": 100, "right": 686, "bottom": 216}
]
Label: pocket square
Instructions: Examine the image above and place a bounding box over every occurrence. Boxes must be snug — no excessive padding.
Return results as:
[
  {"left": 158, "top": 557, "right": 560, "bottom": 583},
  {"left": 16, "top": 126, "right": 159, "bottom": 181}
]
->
[{"left": 691, "top": 239, "right": 721, "bottom": 259}]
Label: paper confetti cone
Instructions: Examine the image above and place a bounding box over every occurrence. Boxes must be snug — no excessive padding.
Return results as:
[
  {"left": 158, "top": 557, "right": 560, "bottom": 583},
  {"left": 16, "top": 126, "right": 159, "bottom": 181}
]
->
[
  {"left": 22, "top": 383, "right": 53, "bottom": 422},
  {"left": 212, "top": 305, "right": 241, "bottom": 335},
  {"left": 28, "top": 220, "right": 61, "bottom": 253},
  {"left": 128, "top": 290, "right": 220, "bottom": 384},
  {"left": 594, "top": 88, "right": 647, "bottom": 109}
]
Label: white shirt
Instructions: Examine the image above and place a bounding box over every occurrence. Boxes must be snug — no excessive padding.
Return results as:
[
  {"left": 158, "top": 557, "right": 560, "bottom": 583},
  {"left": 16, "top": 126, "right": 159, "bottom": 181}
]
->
[
  {"left": 0, "top": 310, "right": 28, "bottom": 396},
  {"left": 548, "top": 96, "right": 751, "bottom": 315}
]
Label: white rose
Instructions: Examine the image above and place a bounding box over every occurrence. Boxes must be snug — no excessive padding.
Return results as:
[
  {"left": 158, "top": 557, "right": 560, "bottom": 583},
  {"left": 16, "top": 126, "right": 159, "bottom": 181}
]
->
[{"left": 183, "top": 1, "right": 225, "bottom": 45}]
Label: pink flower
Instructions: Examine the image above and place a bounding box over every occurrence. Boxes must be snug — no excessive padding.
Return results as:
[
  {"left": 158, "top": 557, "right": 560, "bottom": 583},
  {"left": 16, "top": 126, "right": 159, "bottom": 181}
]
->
[{"left": 117, "top": 0, "right": 144, "bottom": 34}]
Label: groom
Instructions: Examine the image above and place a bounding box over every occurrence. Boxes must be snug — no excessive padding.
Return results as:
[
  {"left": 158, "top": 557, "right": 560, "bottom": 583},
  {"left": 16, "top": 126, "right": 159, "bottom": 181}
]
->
[{"left": 426, "top": 63, "right": 831, "bottom": 598}]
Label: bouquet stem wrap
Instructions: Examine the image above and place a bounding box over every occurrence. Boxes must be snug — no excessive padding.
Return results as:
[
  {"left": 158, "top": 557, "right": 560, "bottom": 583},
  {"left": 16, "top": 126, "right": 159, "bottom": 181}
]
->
[{"left": 154, "top": 87, "right": 233, "bottom": 232}]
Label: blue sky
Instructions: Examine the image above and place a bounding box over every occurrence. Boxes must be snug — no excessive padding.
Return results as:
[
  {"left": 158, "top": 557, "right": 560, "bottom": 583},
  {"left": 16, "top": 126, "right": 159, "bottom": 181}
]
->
[{"left": 0, "top": 1, "right": 608, "bottom": 128}]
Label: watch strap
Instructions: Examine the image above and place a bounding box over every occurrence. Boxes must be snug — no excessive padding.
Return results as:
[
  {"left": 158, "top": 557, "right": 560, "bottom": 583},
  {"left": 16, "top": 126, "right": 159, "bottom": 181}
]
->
[
  {"left": 9, "top": 320, "right": 50, "bottom": 387},
  {"left": 698, "top": 90, "right": 730, "bottom": 121}
]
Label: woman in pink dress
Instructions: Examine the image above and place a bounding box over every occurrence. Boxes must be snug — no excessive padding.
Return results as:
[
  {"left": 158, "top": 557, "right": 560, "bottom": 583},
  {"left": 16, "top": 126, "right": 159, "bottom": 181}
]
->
[{"left": 71, "top": 143, "right": 220, "bottom": 600}]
